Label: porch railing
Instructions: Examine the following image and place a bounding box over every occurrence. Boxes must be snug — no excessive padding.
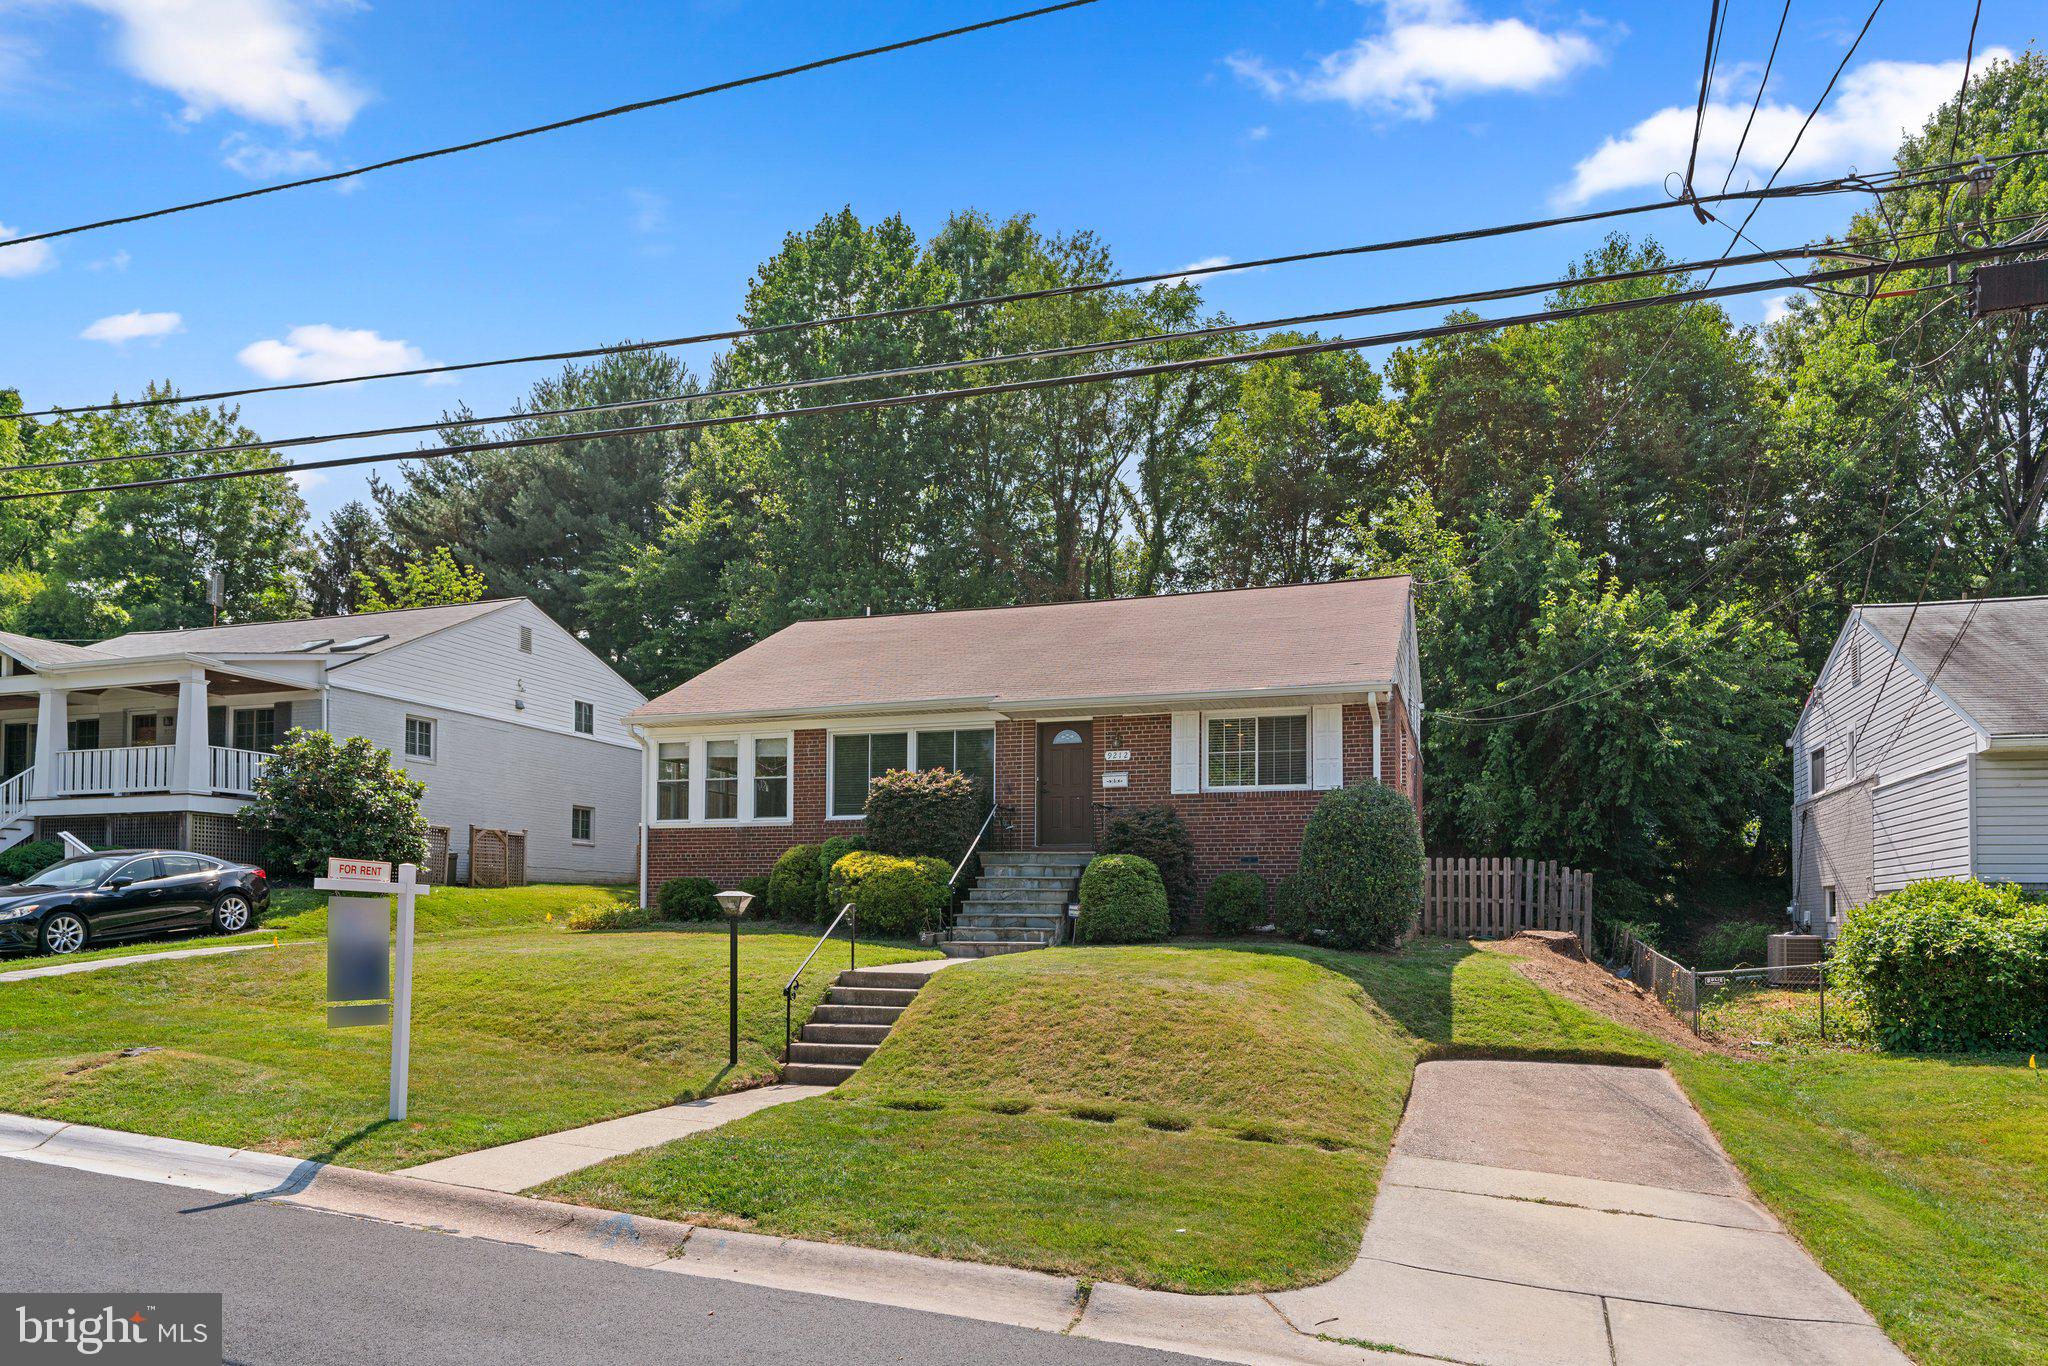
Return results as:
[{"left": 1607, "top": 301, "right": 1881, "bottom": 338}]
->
[
  {"left": 58, "top": 745, "right": 175, "bottom": 795},
  {"left": 210, "top": 745, "right": 271, "bottom": 795},
  {"left": 0, "top": 767, "right": 31, "bottom": 819}
]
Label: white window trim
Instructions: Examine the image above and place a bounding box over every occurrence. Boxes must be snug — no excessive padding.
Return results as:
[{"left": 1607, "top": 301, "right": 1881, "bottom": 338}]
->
[
  {"left": 1201, "top": 708, "right": 1314, "bottom": 793},
  {"left": 647, "top": 730, "right": 796, "bottom": 828},
  {"left": 403, "top": 714, "right": 437, "bottom": 764},
  {"left": 825, "top": 724, "right": 997, "bottom": 821},
  {"left": 573, "top": 699, "right": 595, "bottom": 735},
  {"left": 229, "top": 704, "right": 277, "bottom": 752},
  {"left": 570, "top": 804, "right": 596, "bottom": 845}
]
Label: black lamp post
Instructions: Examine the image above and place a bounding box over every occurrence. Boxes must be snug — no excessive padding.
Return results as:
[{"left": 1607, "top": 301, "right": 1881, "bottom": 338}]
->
[{"left": 714, "top": 890, "right": 753, "bottom": 1066}]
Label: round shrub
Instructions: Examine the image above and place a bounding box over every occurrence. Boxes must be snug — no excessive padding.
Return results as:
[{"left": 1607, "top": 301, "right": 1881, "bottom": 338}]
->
[
  {"left": 738, "top": 874, "right": 771, "bottom": 902},
  {"left": 1833, "top": 878, "right": 2048, "bottom": 1053},
  {"left": 817, "top": 835, "right": 867, "bottom": 918},
  {"left": 767, "top": 843, "right": 826, "bottom": 921},
  {"left": 826, "top": 850, "right": 950, "bottom": 938},
  {"left": 1293, "top": 784, "right": 1424, "bottom": 950},
  {"left": 656, "top": 875, "right": 721, "bottom": 922},
  {"left": 0, "top": 838, "right": 66, "bottom": 884},
  {"left": 1203, "top": 871, "right": 1268, "bottom": 936},
  {"left": 1100, "top": 805, "right": 1196, "bottom": 931},
  {"left": 1271, "top": 873, "right": 1305, "bottom": 937},
  {"left": 1075, "top": 854, "right": 1170, "bottom": 944},
  {"left": 863, "top": 767, "right": 985, "bottom": 863}
]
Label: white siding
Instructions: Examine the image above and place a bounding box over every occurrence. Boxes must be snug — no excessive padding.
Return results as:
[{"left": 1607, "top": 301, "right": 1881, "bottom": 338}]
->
[
  {"left": 1871, "top": 760, "right": 1972, "bottom": 892},
  {"left": 1974, "top": 752, "right": 2048, "bottom": 888},
  {"left": 1793, "top": 618, "right": 1979, "bottom": 802}
]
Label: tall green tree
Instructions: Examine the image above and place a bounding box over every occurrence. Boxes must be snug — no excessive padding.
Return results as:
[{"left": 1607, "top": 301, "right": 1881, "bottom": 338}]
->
[
  {"left": 355, "top": 545, "right": 488, "bottom": 612},
  {"left": 310, "top": 500, "right": 397, "bottom": 616}
]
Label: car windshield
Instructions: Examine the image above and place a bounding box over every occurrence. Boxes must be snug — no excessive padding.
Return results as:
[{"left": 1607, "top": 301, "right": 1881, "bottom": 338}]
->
[{"left": 21, "top": 855, "right": 129, "bottom": 889}]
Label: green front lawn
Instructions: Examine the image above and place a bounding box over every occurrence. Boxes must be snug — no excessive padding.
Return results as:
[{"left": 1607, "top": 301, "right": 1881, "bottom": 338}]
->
[{"left": 0, "top": 885, "right": 934, "bottom": 1169}]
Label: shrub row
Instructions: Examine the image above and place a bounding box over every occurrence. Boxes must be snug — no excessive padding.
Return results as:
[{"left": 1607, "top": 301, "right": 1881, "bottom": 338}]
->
[{"left": 1834, "top": 878, "right": 2048, "bottom": 1052}]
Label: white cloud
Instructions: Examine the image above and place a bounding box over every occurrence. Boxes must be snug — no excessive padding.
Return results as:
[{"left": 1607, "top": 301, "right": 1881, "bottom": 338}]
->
[
  {"left": 74, "top": 0, "right": 365, "bottom": 133},
  {"left": 1761, "top": 293, "right": 1796, "bottom": 326},
  {"left": 221, "top": 133, "right": 331, "bottom": 180},
  {"left": 1232, "top": 1, "right": 1601, "bottom": 120},
  {"left": 80, "top": 309, "right": 184, "bottom": 344},
  {"left": 1160, "top": 254, "right": 1234, "bottom": 288},
  {"left": 87, "top": 249, "right": 133, "bottom": 273},
  {"left": 626, "top": 188, "right": 669, "bottom": 234},
  {"left": 287, "top": 468, "right": 328, "bottom": 491},
  {"left": 1560, "top": 49, "right": 2011, "bottom": 205},
  {"left": 237, "top": 324, "right": 436, "bottom": 382},
  {"left": 0, "top": 223, "right": 54, "bottom": 278}
]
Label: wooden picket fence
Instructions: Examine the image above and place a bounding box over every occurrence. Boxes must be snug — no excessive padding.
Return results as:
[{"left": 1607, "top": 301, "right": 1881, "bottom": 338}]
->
[{"left": 1420, "top": 856, "right": 1593, "bottom": 947}]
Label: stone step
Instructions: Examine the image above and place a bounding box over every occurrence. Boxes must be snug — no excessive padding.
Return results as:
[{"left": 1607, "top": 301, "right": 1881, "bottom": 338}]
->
[
  {"left": 826, "top": 986, "right": 920, "bottom": 1008},
  {"left": 786, "top": 1040, "right": 879, "bottom": 1067},
  {"left": 956, "top": 914, "right": 1065, "bottom": 932},
  {"left": 838, "top": 968, "right": 934, "bottom": 990},
  {"left": 973, "top": 872, "right": 1080, "bottom": 889},
  {"left": 784, "top": 1062, "right": 861, "bottom": 1086},
  {"left": 809, "top": 1002, "right": 906, "bottom": 1027},
  {"left": 947, "top": 926, "right": 1054, "bottom": 945},
  {"left": 980, "top": 852, "right": 1093, "bottom": 870},
  {"left": 936, "top": 939, "right": 1045, "bottom": 959},
  {"left": 968, "top": 882, "right": 1073, "bottom": 898},
  {"left": 802, "top": 1022, "right": 893, "bottom": 1046}
]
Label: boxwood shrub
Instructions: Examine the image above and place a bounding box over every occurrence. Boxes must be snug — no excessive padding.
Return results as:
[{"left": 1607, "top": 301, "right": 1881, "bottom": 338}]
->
[
  {"left": 826, "top": 850, "right": 951, "bottom": 939},
  {"left": 656, "top": 875, "right": 721, "bottom": 922},
  {"left": 1076, "top": 854, "right": 1170, "bottom": 944},
  {"left": 1100, "top": 805, "right": 1196, "bottom": 931},
  {"left": 767, "top": 843, "right": 826, "bottom": 921},
  {"left": 0, "top": 838, "right": 66, "bottom": 883},
  {"left": 864, "top": 767, "right": 985, "bottom": 864},
  {"left": 1833, "top": 878, "right": 2048, "bottom": 1052},
  {"left": 817, "top": 835, "right": 868, "bottom": 917},
  {"left": 1293, "top": 784, "right": 1424, "bottom": 950},
  {"left": 1202, "top": 871, "right": 1267, "bottom": 936}
]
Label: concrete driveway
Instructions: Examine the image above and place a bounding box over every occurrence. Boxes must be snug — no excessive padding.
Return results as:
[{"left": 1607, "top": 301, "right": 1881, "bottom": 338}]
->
[{"left": 1265, "top": 1060, "right": 1905, "bottom": 1366}]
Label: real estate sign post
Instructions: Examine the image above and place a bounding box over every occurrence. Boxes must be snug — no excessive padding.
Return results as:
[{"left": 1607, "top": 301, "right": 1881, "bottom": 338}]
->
[{"left": 316, "top": 857, "right": 430, "bottom": 1121}]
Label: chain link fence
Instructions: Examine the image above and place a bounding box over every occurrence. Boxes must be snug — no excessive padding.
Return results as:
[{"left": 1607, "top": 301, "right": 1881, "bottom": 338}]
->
[{"left": 1615, "top": 931, "right": 1841, "bottom": 1039}]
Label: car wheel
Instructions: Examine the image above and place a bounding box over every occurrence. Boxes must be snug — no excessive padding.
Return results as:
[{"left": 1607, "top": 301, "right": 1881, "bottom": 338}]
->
[
  {"left": 211, "top": 893, "right": 254, "bottom": 934},
  {"left": 41, "top": 912, "right": 88, "bottom": 956}
]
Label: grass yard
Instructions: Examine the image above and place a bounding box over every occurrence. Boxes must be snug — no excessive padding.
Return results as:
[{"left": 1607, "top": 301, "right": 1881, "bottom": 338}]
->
[{"left": 0, "top": 884, "right": 934, "bottom": 1169}]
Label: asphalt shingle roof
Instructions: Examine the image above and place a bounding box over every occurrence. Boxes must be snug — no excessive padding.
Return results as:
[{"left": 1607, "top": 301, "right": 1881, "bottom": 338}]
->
[
  {"left": 83, "top": 599, "right": 516, "bottom": 660},
  {"left": 632, "top": 577, "right": 1413, "bottom": 722},
  {"left": 1860, "top": 595, "right": 2048, "bottom": 737}
]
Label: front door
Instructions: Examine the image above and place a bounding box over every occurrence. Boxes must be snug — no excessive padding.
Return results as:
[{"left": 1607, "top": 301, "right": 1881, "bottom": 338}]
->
[
  {"left": 1036, "top": 721, "right": 1093, "bottom": 848},
  {"left": 1, "top": 722, "right": 33, "bottom": 779}
]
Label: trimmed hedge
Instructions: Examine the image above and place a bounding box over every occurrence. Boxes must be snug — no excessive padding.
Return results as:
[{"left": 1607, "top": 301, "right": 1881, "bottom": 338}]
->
[
  {"left": 1834, "top": 879, "right": 2048, "bottom": 1052},
  {"left": 0, "top": 838, "right": 66, "bottom": 883},
  {"left": 826, "top": 850, "right": 950, "bottom": 939},
  {"left": 1100, "top": 805, "right": 1197, "bottom": 931},
  {"left": 656, "top": 875, "right": 721, "bottom": 922},
  {"left": 1203, "top": 871, "right": 1267, "bottom": 936},
  {"left": 1076, "top": 854, "right": 1170, "bottom": 944},
  {"left": 864, "top": 767, "right": 984, "bottom": 864},
  {"left": 768, "top": 843, "right": 827, "bottom": 921},
  {"left": 738, "top": 874, "right": 771, "bottom": 902},
  {"left": 1293, "top": 784, "right": 1424, "bottom": 951},
  {"left": 818, "top": 835, "right": 867, "bottom": 918}
]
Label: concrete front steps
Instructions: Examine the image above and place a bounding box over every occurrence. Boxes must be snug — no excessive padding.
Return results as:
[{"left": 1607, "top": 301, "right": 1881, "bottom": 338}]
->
[
  {"left": 782, "top": 966, "right": 936, "bottom": 1087},
  {"left": 939, "top": 849, "right": 1093, "bottom": 959}
]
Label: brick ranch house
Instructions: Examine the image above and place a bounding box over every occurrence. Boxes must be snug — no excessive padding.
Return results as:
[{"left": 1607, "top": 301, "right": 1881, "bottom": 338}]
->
[{"left": 628, "top": 577, "right": 1423, "bottom": 909}]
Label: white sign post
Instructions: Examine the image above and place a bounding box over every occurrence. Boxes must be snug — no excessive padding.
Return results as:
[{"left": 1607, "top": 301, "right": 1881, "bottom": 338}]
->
[{"left": 315, "top": 858, "right": 430, "bottom": 1121}]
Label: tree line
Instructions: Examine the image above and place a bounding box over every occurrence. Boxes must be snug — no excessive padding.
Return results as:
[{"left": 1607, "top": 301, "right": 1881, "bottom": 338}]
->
[{"left": 4, "top": 53, "right": 2042, "bottom": 919}]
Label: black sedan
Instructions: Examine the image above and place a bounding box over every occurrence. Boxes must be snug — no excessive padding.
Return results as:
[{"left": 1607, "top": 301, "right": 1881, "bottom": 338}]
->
[{"left": 0, "top": 850, "right": 268, "bottom": 956}]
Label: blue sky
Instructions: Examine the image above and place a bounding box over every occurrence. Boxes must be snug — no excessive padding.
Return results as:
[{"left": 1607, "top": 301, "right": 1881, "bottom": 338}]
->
[{"left": 1, "top": 0, "right": 2035, "bottom": 521}]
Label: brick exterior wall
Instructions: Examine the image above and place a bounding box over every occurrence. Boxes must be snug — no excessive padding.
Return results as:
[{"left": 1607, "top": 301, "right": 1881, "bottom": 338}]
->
[{"left": 644, "top": 691, "right": 1425, "bottom": 906}]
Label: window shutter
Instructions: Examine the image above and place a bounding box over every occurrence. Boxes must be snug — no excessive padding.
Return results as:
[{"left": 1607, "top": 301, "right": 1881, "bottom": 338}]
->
[
  {"left": 207, "top": 706, "right": 227, "bottom": 747},
  {"left": 1311, "top": 705, "right": 1344, "bottom": 789},
  {"left": 272, "top": 700, "right": 294, "bottom": 742},
  {"left": 1169, "top": 712, "right": 1199, "bottom": 794}
]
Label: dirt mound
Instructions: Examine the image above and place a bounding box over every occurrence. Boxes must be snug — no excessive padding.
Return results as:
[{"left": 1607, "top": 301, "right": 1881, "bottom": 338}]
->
[{"left": 1483, "top": 935, "right": 1726, "bottom": 1055}]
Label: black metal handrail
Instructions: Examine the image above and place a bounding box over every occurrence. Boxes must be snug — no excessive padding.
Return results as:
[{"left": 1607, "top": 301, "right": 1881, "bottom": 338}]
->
[{"left": 783, "top": 902, "right": 857, "bottom": 1063}]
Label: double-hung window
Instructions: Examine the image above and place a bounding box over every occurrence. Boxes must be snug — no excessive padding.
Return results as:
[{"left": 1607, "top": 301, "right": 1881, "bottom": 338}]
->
[
  {"left": 404, "top": 716, "right": 435, "bottom": 761},
  {"left": 656, "top": 743, "right": 689, "bottom": 820},
  {"left": 233, "top": 707, "right": 277, "bottom": 753},
  {"left": 752, "top": 737, "right": 789, "bottom": 819},
  {"left": 704, "top": 740, "right": 740, "bottom": 820},
  {"left": 914, "top": 729, "right": 995, "bottom": 790},
  {"left": 571, "top": 805, "right": 594, "bottom": 843},
  {"left": 1206, "top": 714, "right": 1308, "bottom": 789},
  {"left": 1809, "top": 746, "right": 1827, "bottom": 795},
  {"left": 831, "top": 732, "right": 908, "bottom": 818},
  {"left": 573, "top": 700, "right": 595, "bottom": 735}
]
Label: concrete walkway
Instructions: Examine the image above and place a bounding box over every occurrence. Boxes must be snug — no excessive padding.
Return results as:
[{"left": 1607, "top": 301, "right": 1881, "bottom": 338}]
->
[
  {"left": 1258, "top": 1060, "right": 1905, "bottom": 1365},
  {"left": 401, "top": 1085, "right": 833, "bottom": 1192},
  {"left": 0, "top": 942, "right": 266, "bottom": 983}
]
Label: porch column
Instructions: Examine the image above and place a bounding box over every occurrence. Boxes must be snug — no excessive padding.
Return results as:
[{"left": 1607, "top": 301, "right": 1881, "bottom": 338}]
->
[
  {"left": 177, "top": 670, "right": 210, "bottom": 794},
  {"left": 31, "top": 684, "right": 66, "bottom": 798}
]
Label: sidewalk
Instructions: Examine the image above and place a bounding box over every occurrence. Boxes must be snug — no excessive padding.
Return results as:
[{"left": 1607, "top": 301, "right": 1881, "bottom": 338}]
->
[{"left": 0, "top": 942, "right": 267, "bottom": 983}]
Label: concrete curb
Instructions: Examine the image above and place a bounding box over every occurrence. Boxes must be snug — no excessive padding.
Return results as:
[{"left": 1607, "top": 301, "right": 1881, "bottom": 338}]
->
[{"left": 0, "top": 942, "right": 268, "bottom": 983}]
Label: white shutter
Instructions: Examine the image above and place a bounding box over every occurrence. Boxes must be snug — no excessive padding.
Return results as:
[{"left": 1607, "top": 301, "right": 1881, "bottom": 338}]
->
[
  {"left": 1170, "top": 712, "right": 1200, "bottom": 794},
  {"left": 1312, "top": 705, "right": 1344, "bottom": 789}
]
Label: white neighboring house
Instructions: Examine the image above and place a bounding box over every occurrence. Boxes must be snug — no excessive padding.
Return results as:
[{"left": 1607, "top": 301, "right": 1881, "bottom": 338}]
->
[
  {"left": 0, "top": 598, "right": 645, "bottom": 883},
  {"left": 1789, "top": 595, "right": 2048, "bottom": 935}
]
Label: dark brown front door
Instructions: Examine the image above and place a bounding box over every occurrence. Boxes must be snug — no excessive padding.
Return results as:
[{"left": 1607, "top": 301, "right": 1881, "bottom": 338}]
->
[{"left": 1037, "top": 721, "right": 1093, "bottom": 847}]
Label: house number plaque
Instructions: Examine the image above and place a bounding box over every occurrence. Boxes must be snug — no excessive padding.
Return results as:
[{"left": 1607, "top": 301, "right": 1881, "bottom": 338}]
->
[
  {"left": 1103, "top": 772, "right": 1130, "bottom": 788},
  {"left": 1104, "top": 749, "right": 1132, "bottom": 762}
]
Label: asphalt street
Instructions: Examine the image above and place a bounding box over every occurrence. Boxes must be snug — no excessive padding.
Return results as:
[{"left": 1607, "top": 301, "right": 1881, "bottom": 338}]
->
[{"left": 0, "top": 1160, "right": 1204, "bottom": 1365}]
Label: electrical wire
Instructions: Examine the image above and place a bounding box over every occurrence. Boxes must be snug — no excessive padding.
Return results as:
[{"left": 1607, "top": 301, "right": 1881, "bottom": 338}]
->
[
  {"left": 1719, "top": 0, "right": 1793, "bottom": 196},
  {"left": 7, "top": 154, "right": 2030, "bottom": 425},
  {"left": 1681, "top": 0, "right": 1728, "bottom": 211},
  {"left": 0, "top": 1, "right": 1097, "bottom": 254}
]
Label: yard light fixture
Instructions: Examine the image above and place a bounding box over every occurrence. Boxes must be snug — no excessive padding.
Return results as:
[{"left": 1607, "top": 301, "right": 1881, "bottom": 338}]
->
[{"left": 716, "top": 890, "right": 753, "bottom": 1066}]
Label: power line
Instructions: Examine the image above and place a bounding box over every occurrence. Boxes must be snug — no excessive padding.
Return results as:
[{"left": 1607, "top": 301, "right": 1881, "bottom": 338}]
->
[
  {"left": 7, "top": 154, "right": 2027, "bottom": 425},
  {"left": 1681, "top": 0, "right": 1728, "bottom": 211},
  {"left": 20, "top": 218, "right": 2023, "bottom": 478},
  {"left": 0, "top": 240, "right": 2034, "bottom": 506},
  {"left": 0, "top": 1, "right": 1097, "bottom": 255},
  {"left": 1719, "top": 0, "right": 1793, "bottom": 196}
]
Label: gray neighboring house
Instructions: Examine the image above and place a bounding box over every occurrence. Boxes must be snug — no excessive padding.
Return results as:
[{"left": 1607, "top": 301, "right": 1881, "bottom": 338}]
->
[
  {"left": 0, "top": 598, "right": 645, "bottom": 883},
  {"left": 1788, "top": 595, "right": 2048, "bottom": 934}
]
